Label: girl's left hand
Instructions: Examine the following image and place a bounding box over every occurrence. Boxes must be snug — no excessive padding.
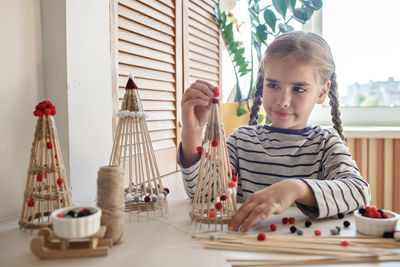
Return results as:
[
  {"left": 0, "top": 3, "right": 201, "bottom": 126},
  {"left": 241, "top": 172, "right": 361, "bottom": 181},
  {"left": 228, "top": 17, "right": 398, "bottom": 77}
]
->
[{"left": 228, "top": 179, "right": 316, "bottom": 232}]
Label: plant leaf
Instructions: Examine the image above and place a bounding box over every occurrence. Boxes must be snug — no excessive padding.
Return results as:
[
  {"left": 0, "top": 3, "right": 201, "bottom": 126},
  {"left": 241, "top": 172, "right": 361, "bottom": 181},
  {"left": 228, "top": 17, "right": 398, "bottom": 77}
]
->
[
  {"left": 263, "top": 9, "right": 277, "bottom": 32},
  {"left": 272, "top": 0, "right": 288, "bottom": 19},
  {"left": 256, "top": 24, "right": 269, "bottom": 44},
  {"left": 278, "top": 23, "right": 294, "bottom": 33},
  {"left": 303, "top": 0, "right": 323, "bottom": 10},
  {"left": 293, "top": 7, "right": 308, "bottom": 24},
  {"left": 286, "top": 0, "right": 297, "bottom": 12},
  {"left": 237, "top": 106, "right": 248, "bottom": 116}
]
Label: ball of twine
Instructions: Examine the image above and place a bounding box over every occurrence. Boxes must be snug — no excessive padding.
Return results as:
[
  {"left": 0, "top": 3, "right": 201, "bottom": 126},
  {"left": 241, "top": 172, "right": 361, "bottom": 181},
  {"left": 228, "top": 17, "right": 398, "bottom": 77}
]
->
[{"left": 97, "top": 166, "right": 125, "bottom": 244}]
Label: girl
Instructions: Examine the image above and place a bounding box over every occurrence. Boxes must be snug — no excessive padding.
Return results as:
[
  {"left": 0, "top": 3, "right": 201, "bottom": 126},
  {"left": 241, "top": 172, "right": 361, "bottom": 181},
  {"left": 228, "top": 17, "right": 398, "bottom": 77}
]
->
[{"left": 178, "top": 31, "right": 370, "bottom": 232}]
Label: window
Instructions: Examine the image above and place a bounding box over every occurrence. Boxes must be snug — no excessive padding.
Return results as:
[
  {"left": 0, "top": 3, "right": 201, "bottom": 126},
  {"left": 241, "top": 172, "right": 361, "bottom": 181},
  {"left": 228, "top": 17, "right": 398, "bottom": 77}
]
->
[{"left": 310, "top": 0, "right": 400, "bottom": 126}]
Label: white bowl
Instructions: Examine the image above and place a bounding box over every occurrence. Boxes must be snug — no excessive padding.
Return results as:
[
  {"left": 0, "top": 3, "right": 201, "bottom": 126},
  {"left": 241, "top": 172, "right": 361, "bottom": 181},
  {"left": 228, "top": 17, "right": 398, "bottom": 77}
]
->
[
  {"left": 51, "top": 206, "right": 102, "bottom": 239},
  {"left": 354, "top": 209, "right": 399, "bottom": 237}
]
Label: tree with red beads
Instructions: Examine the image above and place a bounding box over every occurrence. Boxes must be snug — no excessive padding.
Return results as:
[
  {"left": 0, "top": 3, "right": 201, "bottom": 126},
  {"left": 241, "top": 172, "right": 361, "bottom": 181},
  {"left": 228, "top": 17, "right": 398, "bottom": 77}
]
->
[
  {"left": 19, "top": 100, "right": 71, "bottom": 231},
  {"left": 190, "top": 87, "right": 238, "bottom": 230}
]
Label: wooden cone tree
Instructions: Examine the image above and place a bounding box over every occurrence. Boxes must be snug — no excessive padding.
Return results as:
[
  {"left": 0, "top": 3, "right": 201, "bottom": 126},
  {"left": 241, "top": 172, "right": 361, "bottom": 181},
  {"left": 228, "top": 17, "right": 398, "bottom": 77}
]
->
[
  {"left": 190, "top": 88, "right": 238, "bottom": 230},
  {"left": 19, "top": 100, "right": 71, "bottom": 231},
  {"left": 109, "top": 74, "right": 169, "bottom": 217}
]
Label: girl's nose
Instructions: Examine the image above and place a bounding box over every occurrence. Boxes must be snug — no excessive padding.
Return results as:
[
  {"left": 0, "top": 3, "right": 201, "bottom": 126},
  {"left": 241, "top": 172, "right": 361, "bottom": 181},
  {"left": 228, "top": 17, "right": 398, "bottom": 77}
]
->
[{"left": 278, "top": 90, "right": 291, "bottom": 108}]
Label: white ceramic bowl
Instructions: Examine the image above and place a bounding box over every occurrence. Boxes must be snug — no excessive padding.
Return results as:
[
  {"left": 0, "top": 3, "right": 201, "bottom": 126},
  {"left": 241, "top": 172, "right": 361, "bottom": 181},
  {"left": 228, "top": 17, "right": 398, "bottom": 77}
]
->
[
  {"left": 51, "top": 206, "right": 102, "bottom": 239},
  {"left": 354, "top": 209, "right": 399, "bottom": 237}
]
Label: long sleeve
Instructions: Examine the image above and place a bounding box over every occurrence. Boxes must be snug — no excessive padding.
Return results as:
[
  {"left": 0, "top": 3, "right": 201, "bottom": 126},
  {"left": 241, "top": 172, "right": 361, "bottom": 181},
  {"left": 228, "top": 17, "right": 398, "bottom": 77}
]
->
[
  {"left": 297, "top": 130, "right": 371, "bottom": 219},
  {"left": 177, "top": 143, "right": 201, "bottom": 199}
]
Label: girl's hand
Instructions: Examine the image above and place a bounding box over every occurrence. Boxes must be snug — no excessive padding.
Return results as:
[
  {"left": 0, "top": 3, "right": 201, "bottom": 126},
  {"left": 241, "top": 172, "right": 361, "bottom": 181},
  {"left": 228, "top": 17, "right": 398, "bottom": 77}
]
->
[
  {"left": 181, "top": 80, "right": 216, "bottom": 166},
  {"left": 228, "top": 179, "right": 317, "bottom": 232}
]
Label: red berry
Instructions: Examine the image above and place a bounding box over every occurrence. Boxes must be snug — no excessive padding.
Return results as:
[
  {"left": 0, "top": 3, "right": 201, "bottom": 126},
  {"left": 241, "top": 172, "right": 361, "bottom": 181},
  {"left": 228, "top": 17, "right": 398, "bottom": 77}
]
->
[
  {"left": 27, "top": 199, "right": 35, "bottom": 207},
  {"left": 231, "top": 175, "right": 238, "bottom": 182},
  {"left": 228, "top": 181, "right": 236, "bottom": 188},
  {"left": 47, "top": 142, "right": 53, "bottom": 149},
  {"left": 314, "top": 229, "right": 322, "bottom": 236},
  {"left": 57, "top": 213, "right": 65, "bottom": 218},
  {"left": 215, "top": 202, "right": 223, "bottom": 210},
  {"left": 257, "top": 233, "right": 266, "bottom": 241},
  {"left": 288, "top": 217, "right": 296, "bottom": 224},
  {"left": 144, "top": 196, "right": 151, "bottom": 202},
  {"left": 220, "top": 195, "right": 227, "bottom": 201},
  {"left": 57, "top": 177, "right": 63, "bottom": 186},
  {"left": 270, "top": 224, "right": 277, "bottom": 232},
  {"left": 282, "top": 217, "right": 289, "bottom": 224},
  {"left": 341, "top": 240, "right": 350, "bottom": 246},
  {"left": 209, "top": 210, "right": 216, "bottom": 218},
  {"left": 211, "top": 140, "right": 219, "bottom": 147},
  {"left": 36, "top": 174, "right": 43, "bottom": 182}
]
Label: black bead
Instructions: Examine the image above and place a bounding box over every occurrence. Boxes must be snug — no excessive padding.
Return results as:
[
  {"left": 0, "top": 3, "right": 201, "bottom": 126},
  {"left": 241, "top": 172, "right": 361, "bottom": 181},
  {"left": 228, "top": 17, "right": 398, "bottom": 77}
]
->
[
  {"left": 67, "top": 210, "right": 77, "bottom": 217},
  {"left": 343, "top": 220, "right": 350, "bottom": 228},
  {"left": 383, "top": 231, "right": 394, "bottom": 238},
  {"left": 77, "top": 210, "right": 91, "bottom": 217},
  {"left": 290, "top": 226, "right": 297, "bottom": 233},
  {"left": 305, "top": 219, "right": 312, "bottom": 227},
  {"left": 358, "top": 208, "right": 366, "bottom": 214},
  {"left": 335, "top": 226, "right": 341, "bottom": 233},
  {"left": 337, "top": 213, "right": 344, "bottom": 219}
]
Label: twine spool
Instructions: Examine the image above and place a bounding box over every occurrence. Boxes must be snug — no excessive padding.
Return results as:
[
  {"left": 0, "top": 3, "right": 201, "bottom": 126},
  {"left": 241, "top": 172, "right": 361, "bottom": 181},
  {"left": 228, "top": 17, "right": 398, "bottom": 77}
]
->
[{"left": 97, "top": 166, "right": 125, "bottom": 244}]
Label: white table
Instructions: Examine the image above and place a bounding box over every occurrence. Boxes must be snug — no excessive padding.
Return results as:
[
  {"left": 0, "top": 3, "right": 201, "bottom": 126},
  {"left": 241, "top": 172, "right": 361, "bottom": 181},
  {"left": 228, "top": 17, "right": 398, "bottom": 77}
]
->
[{"left": 1, "top": 172, "right": 399, "bottom": 267}]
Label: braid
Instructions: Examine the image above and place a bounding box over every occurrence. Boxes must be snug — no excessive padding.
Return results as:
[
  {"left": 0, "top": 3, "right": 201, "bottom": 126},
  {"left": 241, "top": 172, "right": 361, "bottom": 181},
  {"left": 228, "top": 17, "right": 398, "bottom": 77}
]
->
[
  {"left": 248, "top": 69, "right": 264, "bottom": 125},
  {"left": 328, "top": 72, "right": 345, "bottom": 140}
]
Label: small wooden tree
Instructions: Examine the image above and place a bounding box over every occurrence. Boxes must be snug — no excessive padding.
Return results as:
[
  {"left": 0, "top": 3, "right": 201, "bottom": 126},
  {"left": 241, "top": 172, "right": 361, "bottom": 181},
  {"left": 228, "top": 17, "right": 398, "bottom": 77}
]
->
[
  {"left": 190, "top": 88, "right": 237, "bottom": 230},
  {"left": 19, "top": 100, "right": 71, "bottom": 231},
  {"left": 109, "top": 74, "right": 169, "bottom": 217}
]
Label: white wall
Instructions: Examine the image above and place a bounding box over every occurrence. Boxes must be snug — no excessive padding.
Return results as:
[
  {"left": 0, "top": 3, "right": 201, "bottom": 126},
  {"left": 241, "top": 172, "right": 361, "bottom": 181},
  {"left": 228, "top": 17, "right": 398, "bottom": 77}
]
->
[
  {"left": 0, "top": 0, "right": 43, "bottom": 221},
  {"left": 0, "top": 0, "right": 113, "bottom": 223},
  {"left": 65, "top": 0, "right": 113, "bottom": 205}
]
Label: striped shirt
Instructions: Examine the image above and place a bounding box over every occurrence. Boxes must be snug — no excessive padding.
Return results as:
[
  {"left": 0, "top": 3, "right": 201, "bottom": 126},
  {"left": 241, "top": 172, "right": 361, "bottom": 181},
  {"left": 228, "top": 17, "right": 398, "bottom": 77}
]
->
[{"left": 178, "top": 125, "right": 371, "bottom": 219}]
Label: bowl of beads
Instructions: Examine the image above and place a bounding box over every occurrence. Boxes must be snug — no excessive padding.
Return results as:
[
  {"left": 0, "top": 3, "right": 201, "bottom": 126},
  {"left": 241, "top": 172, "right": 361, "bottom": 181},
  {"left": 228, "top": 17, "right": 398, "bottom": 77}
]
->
[
  {"left": 354, "top": 206, "right": 399, "bottom": 237},
  {"left": 51, "top": 206, "right": 102, "bottom": 239}
]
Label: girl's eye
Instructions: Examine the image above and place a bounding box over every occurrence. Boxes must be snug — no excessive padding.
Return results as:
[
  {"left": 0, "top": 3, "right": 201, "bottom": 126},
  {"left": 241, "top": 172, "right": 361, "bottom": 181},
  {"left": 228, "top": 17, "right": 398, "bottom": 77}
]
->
[
  {"left": 293, "top": 86, "right": 305, "bottom": 93},
  {"left": 266, "top": 83, "right": 278, "bottom": 89}
]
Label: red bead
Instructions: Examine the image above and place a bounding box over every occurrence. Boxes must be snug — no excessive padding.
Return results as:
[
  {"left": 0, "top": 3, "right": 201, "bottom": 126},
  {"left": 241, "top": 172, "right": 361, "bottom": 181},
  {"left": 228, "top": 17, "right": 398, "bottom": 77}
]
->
[
  {"left": 209, "top": 210, "right": 216, "bottom": 218},
  {"left": 163, "top": 188, "right": 170, "bottom": 194},
  {"left": 47, "top": 142, "right": 53, "bottom": 149},
  {"left": 373, "top": 212, "right": 381, "bottom": 218},
  {"left": 257, "top": 233, "right": 266, "bottom": 241},
  {"left": 36, "top": 174, "right": 43, "bottom": 182},
  {"left": 282, "top": 217, "right": 289, "bottom": 224},
  {"left": 44, "top": 174, "right": 48, "bottom": 178},
  {"left": 340, "top": 240, "right": 350, "bottom": 246},
  {"left": 38, "top": 102, "right": 47, "bottom": 110},
  {"left": 383, "top": 212, "right": 389, "bottom": 218},
  {"left": 51, "top": 108, "right": 56, "bottom": 115},
  {"left": 27, "top": 199, "right": 35, "bottom": 207},
  {"left": 288, "top": 217, "right": 296, "bottom": 224},
  {"left": 213, "top": 86, "right": 220, "bottom": 97},
  {"left": 314, "top": 229, "right": 322, "bottom": 236},
  {"left": 33, "top": 110, "right": 43, "bottom": 117},
  {"left": 211, "top": 98, "right": 219, "bottom": 104},
  {"left": 228, "top": 181, "right": 236, "bottom": 188},
  {"left": 44, "top": 108, "right": 52, "bottom": 115},
  {"left": 220, "top": 195, "right": 227, "bottom": 201},
  {"left": 270, "top": 224, "right": 277, "bottom": 232},
  {"left": 60, "top": 198, "right": 64, "bottom": 203},
  {"left": 196, "top": 146, "right": 203, "bottom": 154},
  {"left": 144, "top": 196, "right": 151, "bottom": 202},
  {"left": 57, "top": 213, "right": 65, "bottom": 218},
  {"left": 57, "top": 177, "right": 63, "bottom": 186},
  {"left": 231, "top": 175, "right": 238, "bottom": 182},
  {"left": 215, "top": 202, "right": 223, "bottom": 210},
  {"left": 211, "top": 140, "right": 219, "bottom": 147}
]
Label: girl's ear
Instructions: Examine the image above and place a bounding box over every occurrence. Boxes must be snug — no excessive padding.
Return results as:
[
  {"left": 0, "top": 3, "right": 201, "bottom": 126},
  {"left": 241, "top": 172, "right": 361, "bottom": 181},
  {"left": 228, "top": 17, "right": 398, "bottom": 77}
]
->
[{"left": 316, "top": 80, "right": 331, "bottom": 104}]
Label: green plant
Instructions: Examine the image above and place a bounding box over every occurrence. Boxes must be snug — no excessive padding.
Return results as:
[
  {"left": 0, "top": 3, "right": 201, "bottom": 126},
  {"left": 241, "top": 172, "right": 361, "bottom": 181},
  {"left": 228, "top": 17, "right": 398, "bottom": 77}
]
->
[{"left": 215, "top": 0, "right": 323, "bottom": 116}]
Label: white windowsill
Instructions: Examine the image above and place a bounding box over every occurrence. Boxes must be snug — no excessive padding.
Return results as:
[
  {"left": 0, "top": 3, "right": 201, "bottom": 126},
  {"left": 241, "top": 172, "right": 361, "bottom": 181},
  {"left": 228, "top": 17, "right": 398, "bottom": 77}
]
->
[{"left": 342, "top": 126, "right": 400, "bottom": 139}]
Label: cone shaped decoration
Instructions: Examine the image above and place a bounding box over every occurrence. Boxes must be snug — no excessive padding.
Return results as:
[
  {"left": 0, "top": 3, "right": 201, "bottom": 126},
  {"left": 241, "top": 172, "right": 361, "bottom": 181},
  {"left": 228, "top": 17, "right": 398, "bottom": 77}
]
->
[
  {"left": 109, "top": 74, "right": 168, "bottom": 217},
  {"left": 19, "top": 101, "right": 71, "bottom": 231},
  {"left": 190, "top": 88, "right": 237, "bottom": 230}
]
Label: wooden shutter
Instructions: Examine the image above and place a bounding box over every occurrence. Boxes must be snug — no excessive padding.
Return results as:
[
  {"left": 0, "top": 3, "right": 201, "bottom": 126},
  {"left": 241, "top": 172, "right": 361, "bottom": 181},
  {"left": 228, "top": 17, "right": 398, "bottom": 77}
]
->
[
  {"left": 182, "top": 0, "right": 221, "bottom": 89},
  {"left": 111, "top": 0, "right": 182, "bottom": 175},
  {"left": 110, "top": 0, "right": 222, "bottom": 176}
]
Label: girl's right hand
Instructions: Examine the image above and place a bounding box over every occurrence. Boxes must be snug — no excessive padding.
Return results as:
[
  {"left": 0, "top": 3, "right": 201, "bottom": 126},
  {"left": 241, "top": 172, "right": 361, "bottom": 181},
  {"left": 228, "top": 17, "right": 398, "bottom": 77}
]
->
[{"left": 181, "top": 80, "right": 216, "bottom": 166}]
